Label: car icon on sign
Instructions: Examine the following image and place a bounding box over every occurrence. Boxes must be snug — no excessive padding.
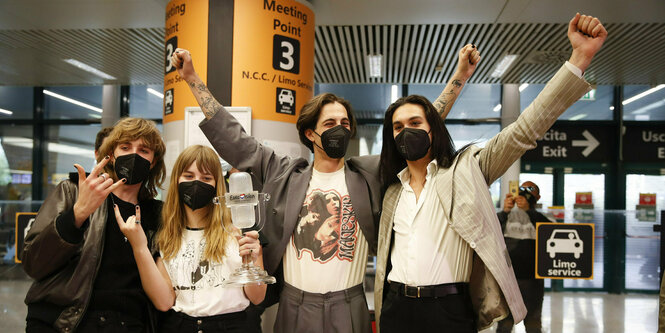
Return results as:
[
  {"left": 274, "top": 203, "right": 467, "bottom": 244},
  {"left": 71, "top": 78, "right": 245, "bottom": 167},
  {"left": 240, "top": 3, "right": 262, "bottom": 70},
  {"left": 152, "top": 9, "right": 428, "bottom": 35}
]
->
[
  {"left": 278, "top": 89, "right": 294, "bottom": 106},
  {"left": 547, "top": 229, "right": 583, "bottom": 259}
]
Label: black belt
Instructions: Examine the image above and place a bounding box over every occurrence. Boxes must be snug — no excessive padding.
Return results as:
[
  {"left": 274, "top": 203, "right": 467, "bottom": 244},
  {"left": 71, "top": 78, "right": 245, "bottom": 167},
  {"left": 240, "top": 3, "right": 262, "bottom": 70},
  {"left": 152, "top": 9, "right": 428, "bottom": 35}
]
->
[{"left": 389, "top": 281, "right": 467, "bottom": 298}]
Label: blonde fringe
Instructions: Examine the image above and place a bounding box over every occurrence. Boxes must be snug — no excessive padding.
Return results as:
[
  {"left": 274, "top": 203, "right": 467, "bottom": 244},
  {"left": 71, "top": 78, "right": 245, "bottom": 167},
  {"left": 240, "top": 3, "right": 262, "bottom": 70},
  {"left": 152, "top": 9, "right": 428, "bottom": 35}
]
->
[{"left": 158, "top": 145, "right": 234, "bottom": 263}]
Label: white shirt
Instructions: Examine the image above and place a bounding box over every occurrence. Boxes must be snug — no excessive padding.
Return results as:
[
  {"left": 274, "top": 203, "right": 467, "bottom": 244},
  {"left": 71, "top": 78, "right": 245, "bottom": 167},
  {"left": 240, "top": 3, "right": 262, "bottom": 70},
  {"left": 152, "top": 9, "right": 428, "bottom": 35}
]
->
[
  {"left": 161, "top": 229, "right": 249, "bottom": 317},
  {"left": 387, "top": 160, "right": 473, "bottom": 286},
  {"left": 283, "top": 166, "right": 369, "bottom": 293}
]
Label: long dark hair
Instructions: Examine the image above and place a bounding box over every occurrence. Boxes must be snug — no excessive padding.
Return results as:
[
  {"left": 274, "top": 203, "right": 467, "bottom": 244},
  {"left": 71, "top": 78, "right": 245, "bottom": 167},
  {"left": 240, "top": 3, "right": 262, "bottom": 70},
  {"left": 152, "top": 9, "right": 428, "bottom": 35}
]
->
[{"left": 379, "top": 95, "right": 465, "bottom": 191}]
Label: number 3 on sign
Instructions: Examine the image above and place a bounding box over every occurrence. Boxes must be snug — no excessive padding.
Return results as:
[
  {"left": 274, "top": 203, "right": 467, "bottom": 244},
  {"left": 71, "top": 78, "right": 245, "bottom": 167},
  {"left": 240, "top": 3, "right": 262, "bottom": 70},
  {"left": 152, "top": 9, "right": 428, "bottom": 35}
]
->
[
  {"left": 165, "top": 36, "right": 177, "bottom": 74},
  {"left": 273, "top": 35, "right": 300, "bottom": 74},
  {"left": 279, "top": 41, "right": 294, "bottom": 70}
]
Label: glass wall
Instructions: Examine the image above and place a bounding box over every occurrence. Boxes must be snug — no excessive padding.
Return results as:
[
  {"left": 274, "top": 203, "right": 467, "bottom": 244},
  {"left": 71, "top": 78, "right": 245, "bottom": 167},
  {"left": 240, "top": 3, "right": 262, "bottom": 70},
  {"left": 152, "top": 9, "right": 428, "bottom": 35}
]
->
[
  {"left": 520, "top": 85, "right": 614, "bottom": 120},
  {"left": 623, "top": 85, "right": 665, "bottom": 121},
  {"left": 0, "top": 87, "right": 33, "bottom": 119},
  {"left": 0, "top": 125, "right": 33, "bottom": 200},
  {"left": 409, "top": 83, "right": 501, "bottom": 119},
  {"left": 43, "top": 124, "right": 101, "bottom": 196},
  {"left": 129, "top": 84, "right": 164, "bottom": 119},
  {"left": 44, "top": 86, "right": 103, "bottom": 120}
]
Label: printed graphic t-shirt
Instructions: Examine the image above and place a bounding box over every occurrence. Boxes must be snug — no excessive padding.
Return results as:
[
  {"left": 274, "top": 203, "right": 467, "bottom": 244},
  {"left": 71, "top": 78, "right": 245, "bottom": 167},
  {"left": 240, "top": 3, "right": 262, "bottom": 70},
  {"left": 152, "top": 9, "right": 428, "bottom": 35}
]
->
[
  {"left": 283, "top": 167, "right": 369, "bottom": 293},
  {"left": 161, "top": 229, "right": 249, "bottom": 317}
]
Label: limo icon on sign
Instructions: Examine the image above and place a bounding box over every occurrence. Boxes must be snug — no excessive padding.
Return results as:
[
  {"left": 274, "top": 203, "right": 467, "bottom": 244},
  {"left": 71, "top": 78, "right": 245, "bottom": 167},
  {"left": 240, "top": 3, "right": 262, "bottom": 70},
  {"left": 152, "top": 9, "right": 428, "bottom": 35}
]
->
[{"left": 547, "top": 229, "right": 583, "bottom": 259}]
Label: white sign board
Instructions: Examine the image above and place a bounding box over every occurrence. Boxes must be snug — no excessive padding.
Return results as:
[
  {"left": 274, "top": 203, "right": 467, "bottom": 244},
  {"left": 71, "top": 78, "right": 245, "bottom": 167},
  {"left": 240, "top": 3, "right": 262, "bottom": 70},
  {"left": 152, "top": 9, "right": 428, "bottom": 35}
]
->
[{"left": 184, "top": 106, "right": 252, "bottom": 171}]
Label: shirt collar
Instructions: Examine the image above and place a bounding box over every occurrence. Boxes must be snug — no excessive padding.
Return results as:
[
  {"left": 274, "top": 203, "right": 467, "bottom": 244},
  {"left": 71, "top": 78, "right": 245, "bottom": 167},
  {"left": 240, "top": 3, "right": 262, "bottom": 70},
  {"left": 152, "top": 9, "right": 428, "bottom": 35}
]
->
[{"left": 397, "top": 159, "right": 439, "bottom": 186}]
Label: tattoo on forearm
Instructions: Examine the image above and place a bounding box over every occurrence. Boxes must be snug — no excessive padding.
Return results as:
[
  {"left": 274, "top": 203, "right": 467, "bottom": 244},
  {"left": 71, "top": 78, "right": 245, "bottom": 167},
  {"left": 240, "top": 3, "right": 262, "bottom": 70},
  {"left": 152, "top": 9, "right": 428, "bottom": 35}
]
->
[
  {"left": 434, "top": 90, "right": 456, "bottom": 116},
  {"left": 189, "top": 79, "right": 221, "bottom": 119},
  {"left": 452, "top": 79, "right": 462, "bottom": 88}
]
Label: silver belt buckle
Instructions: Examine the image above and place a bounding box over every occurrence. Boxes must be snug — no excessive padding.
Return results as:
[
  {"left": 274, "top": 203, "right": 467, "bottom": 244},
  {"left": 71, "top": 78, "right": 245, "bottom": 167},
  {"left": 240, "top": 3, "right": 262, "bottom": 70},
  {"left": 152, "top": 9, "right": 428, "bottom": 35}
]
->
[{"left": 404, "top": 285, "right": 420, "bottom": 298}]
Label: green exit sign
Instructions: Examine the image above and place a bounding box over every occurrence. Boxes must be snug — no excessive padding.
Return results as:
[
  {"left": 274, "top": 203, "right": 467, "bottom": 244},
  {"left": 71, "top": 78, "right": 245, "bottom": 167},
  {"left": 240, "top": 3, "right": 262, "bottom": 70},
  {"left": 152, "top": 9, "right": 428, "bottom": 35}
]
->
[{"left": 580, "top": 89, "right": 596, "bottom": 101}]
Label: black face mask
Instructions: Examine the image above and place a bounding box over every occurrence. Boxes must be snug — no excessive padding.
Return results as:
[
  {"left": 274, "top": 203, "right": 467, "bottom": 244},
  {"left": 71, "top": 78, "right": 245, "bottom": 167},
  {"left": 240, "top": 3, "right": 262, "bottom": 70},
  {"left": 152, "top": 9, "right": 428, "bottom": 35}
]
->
[
  {"left": 114, "top": 153, "right": 151, "bottom": 185},
  {"left": 394, "top": 128, "right": 431, "bottom": 161},
  {"left": 178, "top": 180, "right": 216, "bottom": 211},
  {"left": 313, "top": 125, "right": 351, "bottom": 159}
]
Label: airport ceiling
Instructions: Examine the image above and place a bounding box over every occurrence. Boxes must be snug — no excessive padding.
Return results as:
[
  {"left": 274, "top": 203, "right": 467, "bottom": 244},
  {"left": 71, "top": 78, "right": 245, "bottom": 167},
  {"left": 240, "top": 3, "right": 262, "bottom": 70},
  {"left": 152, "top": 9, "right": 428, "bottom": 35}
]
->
[{"left": 1, "top": 0, "right": 664, "bottom": 87}]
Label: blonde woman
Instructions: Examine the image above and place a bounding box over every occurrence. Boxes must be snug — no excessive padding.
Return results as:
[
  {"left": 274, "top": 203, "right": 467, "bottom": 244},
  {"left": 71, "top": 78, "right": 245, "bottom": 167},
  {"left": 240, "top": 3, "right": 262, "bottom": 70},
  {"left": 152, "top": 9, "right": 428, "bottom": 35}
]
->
[{"left": 116, "top": 145, "right": 266, "bottom": 332}]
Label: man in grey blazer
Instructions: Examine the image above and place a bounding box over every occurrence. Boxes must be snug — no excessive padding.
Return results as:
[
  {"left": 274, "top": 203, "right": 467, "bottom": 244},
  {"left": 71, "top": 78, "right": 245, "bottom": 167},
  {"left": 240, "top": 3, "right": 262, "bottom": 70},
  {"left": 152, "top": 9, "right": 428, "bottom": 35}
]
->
[
  {"left": 374, "top": 13, "right": 607, "bottom": 332},
  {"left": 171, "top": 45, "right": 479, "bottom": 332}
]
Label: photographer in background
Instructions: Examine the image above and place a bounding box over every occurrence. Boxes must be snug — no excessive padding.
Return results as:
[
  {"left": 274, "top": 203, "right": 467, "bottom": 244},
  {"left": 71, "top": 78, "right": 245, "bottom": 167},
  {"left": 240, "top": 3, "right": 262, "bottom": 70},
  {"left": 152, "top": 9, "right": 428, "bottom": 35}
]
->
[{"left": 497, "top": 181, "right": 551, "bottom": 333}]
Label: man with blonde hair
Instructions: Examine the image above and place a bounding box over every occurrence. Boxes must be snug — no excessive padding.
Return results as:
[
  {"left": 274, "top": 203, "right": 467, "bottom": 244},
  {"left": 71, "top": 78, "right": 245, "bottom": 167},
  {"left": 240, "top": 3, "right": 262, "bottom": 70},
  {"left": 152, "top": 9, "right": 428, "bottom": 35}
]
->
[{"left": 23, "top": 117, "right": 166, "bottom": 333}]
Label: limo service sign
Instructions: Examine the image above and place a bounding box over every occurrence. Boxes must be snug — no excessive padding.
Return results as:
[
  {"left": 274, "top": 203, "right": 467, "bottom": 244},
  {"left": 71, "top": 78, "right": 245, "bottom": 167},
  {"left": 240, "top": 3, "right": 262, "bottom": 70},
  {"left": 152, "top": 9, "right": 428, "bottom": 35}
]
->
[{"left": 536, "top": 222, "right": 594, "bottom": 279}]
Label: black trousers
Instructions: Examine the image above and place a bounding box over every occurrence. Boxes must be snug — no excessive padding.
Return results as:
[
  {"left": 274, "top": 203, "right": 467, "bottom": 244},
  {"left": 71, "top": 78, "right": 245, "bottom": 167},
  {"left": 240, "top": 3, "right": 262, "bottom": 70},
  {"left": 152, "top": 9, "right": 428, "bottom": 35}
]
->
[
  {"left": 380, "top": 285, "right": 476, "bottom": 333},
  {"left": 161, "top": 309, "right": 248, "bottom": 333},
  {"left": 27, "top": 310, "right": 145, "bottom": 333}
]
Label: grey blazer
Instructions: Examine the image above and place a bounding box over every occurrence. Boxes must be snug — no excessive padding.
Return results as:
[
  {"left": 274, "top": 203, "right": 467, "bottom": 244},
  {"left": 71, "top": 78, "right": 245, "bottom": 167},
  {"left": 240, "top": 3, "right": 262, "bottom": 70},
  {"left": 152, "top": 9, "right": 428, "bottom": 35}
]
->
[
  {"left": 374, "top": 64, "right": 591, "bottom": 331},
  {"left": 200, "top": 112, "right": 382, "bottom": 275}
]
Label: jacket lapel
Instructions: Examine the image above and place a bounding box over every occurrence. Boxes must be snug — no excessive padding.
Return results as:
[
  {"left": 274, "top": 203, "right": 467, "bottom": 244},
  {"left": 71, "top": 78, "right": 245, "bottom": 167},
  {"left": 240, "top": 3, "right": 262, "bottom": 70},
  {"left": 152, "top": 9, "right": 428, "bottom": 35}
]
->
[
  {"left": 281, "top": 165, "right": 312, "bottom": 248},
  {"left": 434, "top": 154, "right": 459, "bottom": 220},
  {"left": 345, "top": 161, "right": 377, "bottom": 252}
]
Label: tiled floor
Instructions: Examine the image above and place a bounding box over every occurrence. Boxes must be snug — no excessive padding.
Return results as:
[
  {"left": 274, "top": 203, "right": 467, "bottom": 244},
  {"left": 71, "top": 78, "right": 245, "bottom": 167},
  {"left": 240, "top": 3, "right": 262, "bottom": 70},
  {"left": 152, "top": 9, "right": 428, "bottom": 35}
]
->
[{"left": 0, "top": 271, "right": 658, "bottom": 332}]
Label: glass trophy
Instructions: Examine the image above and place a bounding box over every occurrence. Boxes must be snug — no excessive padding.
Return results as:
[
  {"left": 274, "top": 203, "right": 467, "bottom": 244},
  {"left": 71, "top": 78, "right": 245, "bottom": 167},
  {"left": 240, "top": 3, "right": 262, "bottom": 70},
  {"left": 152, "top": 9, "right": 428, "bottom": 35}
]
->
[{"left": 213, "top": 172, "right": 276, "bottom": 287}]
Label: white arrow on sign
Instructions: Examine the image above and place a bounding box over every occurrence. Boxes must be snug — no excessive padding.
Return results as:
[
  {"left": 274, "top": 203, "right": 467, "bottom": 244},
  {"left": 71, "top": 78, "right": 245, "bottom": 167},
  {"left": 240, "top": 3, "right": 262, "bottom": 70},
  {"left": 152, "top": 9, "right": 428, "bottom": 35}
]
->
[{"left": 572, "top": 130, "right": 600, "bottom": 157}]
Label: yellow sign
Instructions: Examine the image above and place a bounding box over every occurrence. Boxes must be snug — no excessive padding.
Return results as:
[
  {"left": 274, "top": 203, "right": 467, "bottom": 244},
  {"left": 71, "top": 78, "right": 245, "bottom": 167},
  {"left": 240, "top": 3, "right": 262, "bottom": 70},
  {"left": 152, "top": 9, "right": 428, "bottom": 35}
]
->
[
  {"left": 232, "top": 0, "right": 315, "bottom": 122},
  {"left": 164, "top": 0, "right": 209, "bottom": 123},
  {"left": 15, "top": 212, "right": 38, "bottom": 264}
]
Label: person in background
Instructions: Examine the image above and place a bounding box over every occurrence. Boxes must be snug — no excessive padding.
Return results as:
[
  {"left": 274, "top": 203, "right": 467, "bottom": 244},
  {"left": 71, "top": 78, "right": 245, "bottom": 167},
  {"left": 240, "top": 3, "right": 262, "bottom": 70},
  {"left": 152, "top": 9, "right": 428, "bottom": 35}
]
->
[
  {"left": 374, "top": 13, "right": 607, "bottom": 333},
  {"left": 23, "top": 117, "right": 166, "bottom": 332},
  {"left": 94, "top": 127, "right": 114, "bottom": 160},
  {"left": 497, "top": 181, "right": 551, "bottom": 333},
  {"left": 116, "top": 145, "right": 266, "bottom": 333}
]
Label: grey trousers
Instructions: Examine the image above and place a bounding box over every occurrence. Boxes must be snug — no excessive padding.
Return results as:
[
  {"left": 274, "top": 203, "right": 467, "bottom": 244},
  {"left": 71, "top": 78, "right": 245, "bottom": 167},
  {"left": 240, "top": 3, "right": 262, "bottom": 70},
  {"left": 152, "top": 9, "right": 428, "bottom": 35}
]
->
[{"left": 274, "top": 282, "right": 372, "bottom": 333}]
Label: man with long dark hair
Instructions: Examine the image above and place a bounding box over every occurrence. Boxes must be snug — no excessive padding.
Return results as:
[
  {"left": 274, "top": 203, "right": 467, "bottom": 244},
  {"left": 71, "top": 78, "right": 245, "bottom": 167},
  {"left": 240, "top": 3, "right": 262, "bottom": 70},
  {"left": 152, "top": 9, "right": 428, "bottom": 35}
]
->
[{"left": 374, "top": 13, "right": 607, "bottom": 333}]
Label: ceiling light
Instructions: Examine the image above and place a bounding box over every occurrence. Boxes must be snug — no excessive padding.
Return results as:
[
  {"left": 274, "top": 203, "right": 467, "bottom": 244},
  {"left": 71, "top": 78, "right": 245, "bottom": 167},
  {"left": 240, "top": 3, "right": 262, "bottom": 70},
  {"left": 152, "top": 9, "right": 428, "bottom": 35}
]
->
[
  {"left": 519, "top": 84, "right": 529, "bottom": 92},
  {"left": 43, "top": 89, "right": 103, "bottom": 113},
  {"left": 63, "top": 59, "right": 116, "bottom": 80},
  {"left": 493, "top": 104, "right": 502, "bottom": 112},
  {"left": 490, "top": 54, "right": 519, "bottom": 78},
  {"left": 609, "top": 106, "right": 614, "bottom": 111},
  {"left": 0, "top": 108, "right": 13, "bottom": 115},
  {"left": 147, "top": 88, "right": 164, "bottom": 99},
  {"left": 367, "top": 54, "right": 382, "bottom": 78},
  {"left": 391, "top": 85, "right": 399, "bottom": 103},
  {"left": 622, "top": 84, "right": 665, "bottom": 105},
  {"left": 569, "top": 114, "right": 587, "bottom": 120}
]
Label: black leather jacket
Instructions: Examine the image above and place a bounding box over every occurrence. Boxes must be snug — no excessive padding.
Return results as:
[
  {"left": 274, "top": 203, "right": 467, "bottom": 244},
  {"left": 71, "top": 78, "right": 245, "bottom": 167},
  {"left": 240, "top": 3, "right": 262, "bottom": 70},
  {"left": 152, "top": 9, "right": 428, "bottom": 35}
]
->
[{"left": 23, "top": 178, "right": 161, "bottom": 332}]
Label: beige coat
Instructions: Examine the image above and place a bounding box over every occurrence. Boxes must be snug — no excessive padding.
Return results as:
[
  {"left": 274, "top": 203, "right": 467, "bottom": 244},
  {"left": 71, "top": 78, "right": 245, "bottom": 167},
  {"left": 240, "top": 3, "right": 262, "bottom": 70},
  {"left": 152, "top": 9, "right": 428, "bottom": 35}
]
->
[{"left": 374, "top": 64, "right": 590, "bottom": 331}]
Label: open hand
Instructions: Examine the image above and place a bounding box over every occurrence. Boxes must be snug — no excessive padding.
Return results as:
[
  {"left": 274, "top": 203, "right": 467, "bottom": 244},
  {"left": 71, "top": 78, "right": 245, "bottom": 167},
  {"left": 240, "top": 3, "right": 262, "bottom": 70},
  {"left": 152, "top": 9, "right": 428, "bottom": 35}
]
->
[{"left": 72, "top": 156, "right": 126, "bottom": 227}]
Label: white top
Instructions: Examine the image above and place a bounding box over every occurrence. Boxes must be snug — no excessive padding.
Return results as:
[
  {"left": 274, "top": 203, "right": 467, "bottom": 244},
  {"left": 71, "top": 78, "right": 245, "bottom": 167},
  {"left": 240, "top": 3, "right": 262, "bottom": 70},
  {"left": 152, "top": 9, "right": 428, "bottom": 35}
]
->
[
  {"left": 161, "top": 229, "right": 249, "bottom": 317},
  {"left": 283, "top": 166, "right": 369, "bottom": 293},
  {"left": 388, "top": 160, "right": 473, "bottom": 286}
]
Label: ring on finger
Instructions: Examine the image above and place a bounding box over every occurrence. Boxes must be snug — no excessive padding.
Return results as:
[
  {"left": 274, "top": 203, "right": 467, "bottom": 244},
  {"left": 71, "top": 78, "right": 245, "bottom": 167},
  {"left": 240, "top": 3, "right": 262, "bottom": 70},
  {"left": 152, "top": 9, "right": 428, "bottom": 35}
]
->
[
  {"left": 135, "top": 220, "right": 141, "bottom": 224},
  {"left": 100, "top": 174, "right": 107, "bottom": 181}
]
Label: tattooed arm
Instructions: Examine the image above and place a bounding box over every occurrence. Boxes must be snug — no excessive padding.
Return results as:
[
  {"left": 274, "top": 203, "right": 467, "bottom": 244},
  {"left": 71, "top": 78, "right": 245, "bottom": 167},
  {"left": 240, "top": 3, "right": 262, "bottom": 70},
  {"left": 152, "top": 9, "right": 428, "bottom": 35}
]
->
[
  {"left": 433, "top": 44, "right": 481, "bottom": 120},
  {"left": 171, "top": 48, "right": 223, "bottom": 119}
]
